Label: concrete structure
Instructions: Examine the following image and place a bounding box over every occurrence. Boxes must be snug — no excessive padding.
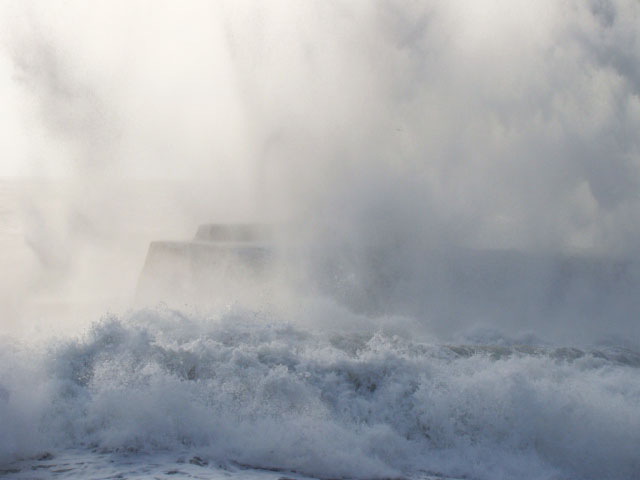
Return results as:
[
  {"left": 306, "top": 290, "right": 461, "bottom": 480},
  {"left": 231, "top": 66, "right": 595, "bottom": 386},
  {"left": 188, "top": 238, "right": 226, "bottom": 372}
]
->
[{"left": 136, "top": 224, "right": 640, "bottom": 340}]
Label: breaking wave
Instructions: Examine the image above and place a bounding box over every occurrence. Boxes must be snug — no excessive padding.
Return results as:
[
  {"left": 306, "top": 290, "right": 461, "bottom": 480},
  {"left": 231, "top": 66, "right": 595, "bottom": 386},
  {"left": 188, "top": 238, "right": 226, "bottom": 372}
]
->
[{"left": 1, "top": 305, "right": 640, "bottom": 480}]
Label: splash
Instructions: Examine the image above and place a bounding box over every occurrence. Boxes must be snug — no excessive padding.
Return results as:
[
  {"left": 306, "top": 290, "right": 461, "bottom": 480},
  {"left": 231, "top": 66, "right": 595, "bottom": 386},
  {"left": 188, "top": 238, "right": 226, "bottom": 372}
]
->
[{"left": 1, "top": 306, "right": 639, "bottom": 480}]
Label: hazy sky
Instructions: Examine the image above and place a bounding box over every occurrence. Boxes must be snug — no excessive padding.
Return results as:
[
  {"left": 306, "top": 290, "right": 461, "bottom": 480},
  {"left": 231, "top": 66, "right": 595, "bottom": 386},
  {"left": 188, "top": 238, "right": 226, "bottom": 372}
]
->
[{"left": 1, "top": 0, "right": 639, "bottom": 253}]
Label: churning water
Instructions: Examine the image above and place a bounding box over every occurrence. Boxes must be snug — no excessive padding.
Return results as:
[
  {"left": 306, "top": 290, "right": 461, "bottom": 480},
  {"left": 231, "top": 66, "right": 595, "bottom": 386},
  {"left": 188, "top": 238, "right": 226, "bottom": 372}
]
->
[
  {"left": 2, "top": 305, "right": 640, "bottom": 480},
  {"left": 1, "top": 181, "right": 640, "bottom": 480}
]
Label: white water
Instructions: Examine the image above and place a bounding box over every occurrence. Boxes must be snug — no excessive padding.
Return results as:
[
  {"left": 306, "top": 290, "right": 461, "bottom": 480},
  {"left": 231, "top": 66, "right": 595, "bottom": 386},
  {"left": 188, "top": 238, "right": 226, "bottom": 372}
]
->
[{"left": 2, "top": 304, "right": 640, "bottom": 480}]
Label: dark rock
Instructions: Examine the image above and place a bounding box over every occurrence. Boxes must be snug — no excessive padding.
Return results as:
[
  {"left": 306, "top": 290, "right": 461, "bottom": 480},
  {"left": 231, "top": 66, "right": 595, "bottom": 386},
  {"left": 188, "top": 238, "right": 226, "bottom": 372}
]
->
[{"left": 189, "top": 456, "right": 208, "bottom": 467}]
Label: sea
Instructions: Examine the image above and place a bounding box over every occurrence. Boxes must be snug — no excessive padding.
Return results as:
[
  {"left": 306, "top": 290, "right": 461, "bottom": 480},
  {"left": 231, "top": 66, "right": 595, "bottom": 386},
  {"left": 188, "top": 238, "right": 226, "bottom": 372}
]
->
[{"left": 1, "top": 178, "right": 639, "bottom": 480}]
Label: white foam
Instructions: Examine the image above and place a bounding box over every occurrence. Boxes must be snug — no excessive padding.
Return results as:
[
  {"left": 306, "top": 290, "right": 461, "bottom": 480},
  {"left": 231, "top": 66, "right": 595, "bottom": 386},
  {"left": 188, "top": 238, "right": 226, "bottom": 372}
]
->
[{"left": 1, "top": 305, "right": 639, "bottom": 479}]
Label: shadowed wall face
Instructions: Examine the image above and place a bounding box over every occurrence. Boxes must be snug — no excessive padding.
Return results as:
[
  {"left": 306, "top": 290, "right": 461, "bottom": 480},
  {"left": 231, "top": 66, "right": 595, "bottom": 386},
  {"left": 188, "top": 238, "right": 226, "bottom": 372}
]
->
[{"left": 135, "top": 222, "right": 640, "bottom": 345}]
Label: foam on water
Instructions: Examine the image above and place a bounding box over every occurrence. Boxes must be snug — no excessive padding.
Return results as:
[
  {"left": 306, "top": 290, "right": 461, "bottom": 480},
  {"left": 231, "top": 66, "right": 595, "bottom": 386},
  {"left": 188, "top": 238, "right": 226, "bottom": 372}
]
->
[{"left": 1, "top": 304, "right": 639, "bottom": 480}]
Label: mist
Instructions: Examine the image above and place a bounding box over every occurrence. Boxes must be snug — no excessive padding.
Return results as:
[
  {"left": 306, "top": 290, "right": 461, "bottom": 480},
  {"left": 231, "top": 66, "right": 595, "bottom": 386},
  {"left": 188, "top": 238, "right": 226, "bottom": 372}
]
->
[{"left": 1, "top": 0, "right": 640, "bottom": 343}]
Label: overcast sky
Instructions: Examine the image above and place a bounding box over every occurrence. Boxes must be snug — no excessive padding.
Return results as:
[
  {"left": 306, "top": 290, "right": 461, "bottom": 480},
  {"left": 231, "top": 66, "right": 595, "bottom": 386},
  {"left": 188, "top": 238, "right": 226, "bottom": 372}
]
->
[{"left": 1, "top": 0, "right": 639, "bottom": 253}]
